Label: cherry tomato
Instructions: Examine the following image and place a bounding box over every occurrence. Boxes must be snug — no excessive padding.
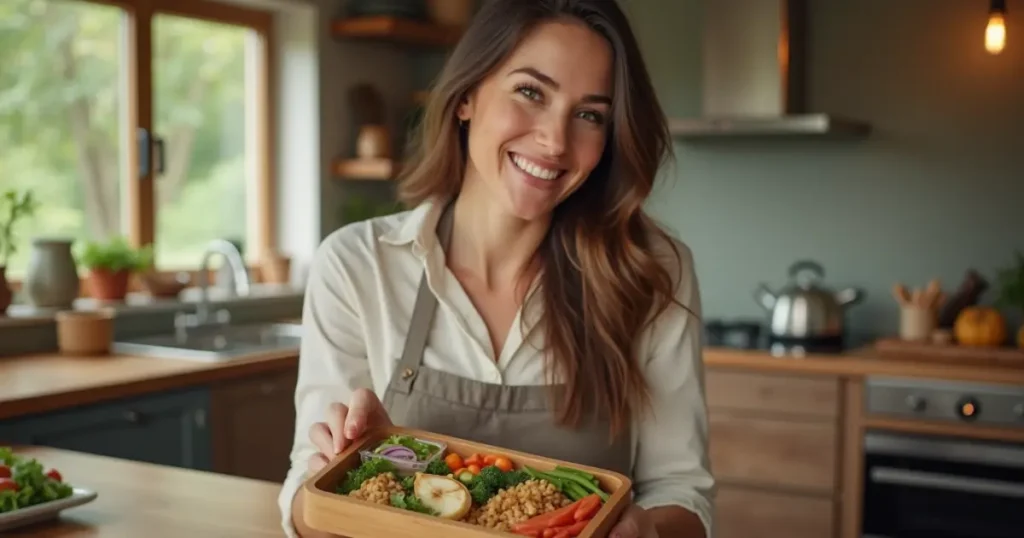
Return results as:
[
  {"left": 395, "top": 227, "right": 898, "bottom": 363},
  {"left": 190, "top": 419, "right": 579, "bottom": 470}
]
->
[
  {"left": 0, "top": 465, "right": 10, "bottom": 479},
  {"left": 466, "top": 463, "right": 481, "bottom": 475},
  {"left": 46, "top": 469, "right": 63, "bottom": 482},
  {"left": 0, "top": 478, "right": 17, "bottom": 492},
  {"left": 464, "top": 453, "right": 482, "bottom": 467},
  {"left": 494, "top": 456, "right": 514, "bottom": 472},
  {"left": 444, "top": 453, "right": 463, "bottom": 471},
  {"left": 483, "top": 454, "right": 498, "bottom": 466}
]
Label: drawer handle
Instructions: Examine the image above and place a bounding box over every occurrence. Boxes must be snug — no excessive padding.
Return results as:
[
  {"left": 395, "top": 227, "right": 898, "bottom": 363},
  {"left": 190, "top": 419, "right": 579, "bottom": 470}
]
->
[{"left": 122, "top": 410, "right": 143, "bottom": 424}]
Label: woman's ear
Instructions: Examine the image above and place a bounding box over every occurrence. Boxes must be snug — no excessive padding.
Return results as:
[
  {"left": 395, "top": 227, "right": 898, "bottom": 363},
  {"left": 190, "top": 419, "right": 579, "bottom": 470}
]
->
[{"left": 456, "top": 93, "right": 474, "bottom": 122}]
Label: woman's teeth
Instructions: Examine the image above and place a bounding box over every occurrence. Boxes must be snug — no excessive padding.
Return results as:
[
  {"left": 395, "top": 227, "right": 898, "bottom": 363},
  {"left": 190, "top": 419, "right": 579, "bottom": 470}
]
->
[{"left": 511, "top": 153, "right": 562, "bottom": 181}]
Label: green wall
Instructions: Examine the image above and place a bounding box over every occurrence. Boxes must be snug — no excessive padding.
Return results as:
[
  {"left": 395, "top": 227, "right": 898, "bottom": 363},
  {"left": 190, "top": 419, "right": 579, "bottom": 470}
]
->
[{"left": 628, "top": 0, "right": 1023, "bottom": 345}]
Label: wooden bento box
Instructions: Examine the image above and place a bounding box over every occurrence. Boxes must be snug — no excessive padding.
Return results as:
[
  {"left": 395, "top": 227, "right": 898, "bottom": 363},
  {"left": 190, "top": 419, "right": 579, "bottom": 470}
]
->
[{"left": 301, "top": 425, "right": 632, "bottom": 538}]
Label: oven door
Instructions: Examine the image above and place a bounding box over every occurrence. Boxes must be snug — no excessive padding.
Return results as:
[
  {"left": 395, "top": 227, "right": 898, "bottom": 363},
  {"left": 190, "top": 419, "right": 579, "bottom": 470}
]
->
[{"left": 862, "top": 430, "right": 1024, "bottom": 538}]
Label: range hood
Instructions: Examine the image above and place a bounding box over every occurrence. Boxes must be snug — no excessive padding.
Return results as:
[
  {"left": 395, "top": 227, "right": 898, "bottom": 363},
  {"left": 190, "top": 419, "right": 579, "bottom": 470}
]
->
[{"left": 669, "top": 0, "right": 871, "bottom": 138}]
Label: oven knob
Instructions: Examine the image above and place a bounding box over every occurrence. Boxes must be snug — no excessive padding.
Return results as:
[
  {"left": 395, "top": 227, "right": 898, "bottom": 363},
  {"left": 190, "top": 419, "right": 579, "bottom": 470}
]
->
[
  {"left": 905, "top": 394, "right": 926, "bottom": 412},
  {"left": 956, "top": 397, "right": 980, "bottom": 420}
]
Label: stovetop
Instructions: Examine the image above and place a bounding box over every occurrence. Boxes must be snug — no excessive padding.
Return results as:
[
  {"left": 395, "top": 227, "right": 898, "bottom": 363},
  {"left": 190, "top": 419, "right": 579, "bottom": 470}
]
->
[{"left": 703, "top": 318, "right": 847, "bottom": 357}]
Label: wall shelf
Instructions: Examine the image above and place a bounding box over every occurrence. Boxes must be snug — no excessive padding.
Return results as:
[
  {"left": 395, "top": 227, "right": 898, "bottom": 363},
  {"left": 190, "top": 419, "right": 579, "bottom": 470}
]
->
[
  {"left": 331, "top": 16, "right": 462, "bottom": 48},
  {"left": 333, "top": 158, "right": 399, "bottom": 181}
]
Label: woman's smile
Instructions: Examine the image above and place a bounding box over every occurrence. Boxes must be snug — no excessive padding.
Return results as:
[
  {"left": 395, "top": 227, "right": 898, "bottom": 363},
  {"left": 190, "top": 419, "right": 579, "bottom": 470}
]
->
[{"left": 507, "top": 151, "right": 566, "bottom": 190}]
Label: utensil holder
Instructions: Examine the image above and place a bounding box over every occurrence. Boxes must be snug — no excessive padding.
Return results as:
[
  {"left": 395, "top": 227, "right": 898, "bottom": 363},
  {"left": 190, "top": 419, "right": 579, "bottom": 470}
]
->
[
  {"left": 899, "top": 305, "right": 936, "bottom": 342},
  {"left": 56, "top": 309, "right": 115, "bottom": 356}
]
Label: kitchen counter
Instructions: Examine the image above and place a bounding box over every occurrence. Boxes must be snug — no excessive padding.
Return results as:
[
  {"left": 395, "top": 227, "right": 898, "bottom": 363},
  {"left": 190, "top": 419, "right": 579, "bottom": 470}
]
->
[
  {"left": 0, "top": 350, "right": 298, "bottom": 421},
  {"left": 4, "top": 338, "right": 1024, "bottom": 422},
  {"left": 2, "top": 446, "right": 284, "bottom": 537},
  {"left": 703, "top": 346, "right": 1024, "bottom": 386}
]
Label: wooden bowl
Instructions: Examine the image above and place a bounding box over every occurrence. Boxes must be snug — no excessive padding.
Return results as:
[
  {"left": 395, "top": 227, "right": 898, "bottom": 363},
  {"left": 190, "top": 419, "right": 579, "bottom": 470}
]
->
[{"left": 301, "top": 425, "right": 632, "bottom": 538}]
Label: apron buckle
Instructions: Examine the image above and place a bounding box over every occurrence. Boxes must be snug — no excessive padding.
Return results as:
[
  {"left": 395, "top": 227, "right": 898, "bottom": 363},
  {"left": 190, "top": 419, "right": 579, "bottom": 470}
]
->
[{"left": 401, "top": 368, "right": 415, "bottom": 380}]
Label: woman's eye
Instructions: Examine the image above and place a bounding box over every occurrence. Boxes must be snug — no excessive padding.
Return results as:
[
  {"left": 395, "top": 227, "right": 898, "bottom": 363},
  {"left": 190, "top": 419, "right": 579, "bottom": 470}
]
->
[
  {"left": 516, "top": 86, "right": 541, "bottom": 100},
  {"left": 578, "top": 110, "right": 604, "bottom": 125}
]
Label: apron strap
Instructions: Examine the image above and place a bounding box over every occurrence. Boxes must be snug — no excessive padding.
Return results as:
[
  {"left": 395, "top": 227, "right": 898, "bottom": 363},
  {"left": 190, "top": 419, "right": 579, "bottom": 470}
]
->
[{"left": 391, "top": 200, "right": 455, "bottom": 394}]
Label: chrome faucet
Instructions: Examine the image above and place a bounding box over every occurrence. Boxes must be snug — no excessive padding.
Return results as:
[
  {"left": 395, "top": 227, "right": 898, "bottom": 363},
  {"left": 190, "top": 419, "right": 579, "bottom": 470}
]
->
[{"left": 175, "top": 239, "right": 252, "bottom": 336}]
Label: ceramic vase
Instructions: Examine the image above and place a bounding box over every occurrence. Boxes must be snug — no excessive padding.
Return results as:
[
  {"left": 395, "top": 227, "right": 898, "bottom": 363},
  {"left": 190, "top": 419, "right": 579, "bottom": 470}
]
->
[
  {"left": 23, "top": 238, "right": 80, "bottom": 308},
  {"left": 0, "top": 266, "right": 12, "bottom": 315}
]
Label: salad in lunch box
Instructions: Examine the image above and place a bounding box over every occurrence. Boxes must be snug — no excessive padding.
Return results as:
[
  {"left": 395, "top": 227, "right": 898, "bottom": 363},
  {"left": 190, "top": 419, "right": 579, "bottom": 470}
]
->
[
  {"left": 0, "top": 447, "right": 74, "bottom": 514},
  {"left": 337, "top": 435, "right": 611, "bottom": 537}
]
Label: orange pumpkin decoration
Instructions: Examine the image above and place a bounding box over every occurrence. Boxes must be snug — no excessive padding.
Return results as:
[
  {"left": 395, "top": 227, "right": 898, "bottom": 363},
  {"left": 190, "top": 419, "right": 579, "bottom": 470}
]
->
[{"left": 953, "top": 307, "right": 1007, "bottom": 347}]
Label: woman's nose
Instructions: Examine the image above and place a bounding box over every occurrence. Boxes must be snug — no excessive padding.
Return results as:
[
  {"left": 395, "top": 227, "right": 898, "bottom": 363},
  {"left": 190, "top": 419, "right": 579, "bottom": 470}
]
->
[{"left": 534, "top": 114, "right": 568, "bottom": 156}]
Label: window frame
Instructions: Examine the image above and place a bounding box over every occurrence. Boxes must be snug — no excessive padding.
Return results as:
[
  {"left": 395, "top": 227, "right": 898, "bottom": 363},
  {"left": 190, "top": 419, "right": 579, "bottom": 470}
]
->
[{"left": 8, "top": 0, "right": 278, "bottom": 291}]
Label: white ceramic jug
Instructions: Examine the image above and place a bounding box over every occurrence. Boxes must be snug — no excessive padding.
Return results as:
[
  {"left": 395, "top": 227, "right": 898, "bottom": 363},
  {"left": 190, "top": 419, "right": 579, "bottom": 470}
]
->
[{"left": 24, "top": 238, "right": 81, "bottom": 308}]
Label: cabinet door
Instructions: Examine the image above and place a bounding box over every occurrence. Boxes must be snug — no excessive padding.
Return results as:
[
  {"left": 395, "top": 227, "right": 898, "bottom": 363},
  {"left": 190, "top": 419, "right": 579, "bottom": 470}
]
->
[
  {"left": 715, "top": 485, "right": 836, "bottom": 538},
  {"left": 210, "top": 368, "right": 298, "bottom": 482},
  {"left": 0, "top": 387, "right": 211, "bottom": 470}
]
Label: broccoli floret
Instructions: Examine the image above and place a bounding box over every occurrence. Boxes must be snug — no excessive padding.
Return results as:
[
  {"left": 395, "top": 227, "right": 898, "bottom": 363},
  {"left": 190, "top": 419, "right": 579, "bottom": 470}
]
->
[
  {"left": 336, "top": 458, "right": 396, "bottom": 494},
  {"left": 469, "top": 480, "right": 493, "bottom": 505},
  {"left": 476, "top": 465, "right": 506, "bottom": 490},
  {"left": 502, "top": 469, "right": 530, "bottom": 488},
  {"left": 424, "top": 458, "right": 451, "bottom": 476},
  {"left": 400, "top": 475, "right": 415, "bottom": 491},
  {"left": 390, "top": 492, "right": 438, "bottom": 515}
]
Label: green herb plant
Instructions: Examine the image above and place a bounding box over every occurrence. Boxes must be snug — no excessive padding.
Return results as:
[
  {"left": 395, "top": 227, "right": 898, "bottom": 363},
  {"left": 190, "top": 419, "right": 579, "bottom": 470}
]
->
[
  {"left": 995, "top": 251, "right": 1024, "bottom": 315},
  {"left": 0, "top": 189, "right": 40, "bottom": 268},
  {"left": 77, "top": 237, "right": 153, "bottom": 273}
]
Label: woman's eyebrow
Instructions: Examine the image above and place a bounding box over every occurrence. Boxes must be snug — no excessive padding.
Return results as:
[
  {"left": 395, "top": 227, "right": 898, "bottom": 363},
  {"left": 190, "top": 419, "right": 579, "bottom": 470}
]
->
[{"left": 508, "top": 66, "right": 612, "bottom": 105}]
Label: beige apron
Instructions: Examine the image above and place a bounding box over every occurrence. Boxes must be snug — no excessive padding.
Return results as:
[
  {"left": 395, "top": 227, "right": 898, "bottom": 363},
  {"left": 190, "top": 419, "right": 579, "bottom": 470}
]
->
[{"left": 381, "top": 201, "right": 633, "bottom": 476}]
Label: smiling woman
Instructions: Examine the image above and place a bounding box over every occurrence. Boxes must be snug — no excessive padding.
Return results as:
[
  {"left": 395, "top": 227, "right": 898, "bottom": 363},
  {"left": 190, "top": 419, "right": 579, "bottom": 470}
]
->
[{"left": 283, "top": 2, "right": 714, "bottom": 538}]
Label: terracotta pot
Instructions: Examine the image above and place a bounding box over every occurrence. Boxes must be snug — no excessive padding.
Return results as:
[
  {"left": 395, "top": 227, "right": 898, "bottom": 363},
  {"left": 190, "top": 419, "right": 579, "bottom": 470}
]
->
[
  {"left": 86, "top": 268, "right": 131, "bottom": 301},
  {"left": 0, "top": 265, "right": 12, "bottom": 315},
  {"left": 56, "top": 309, "right": 115, "bottom": 356}
]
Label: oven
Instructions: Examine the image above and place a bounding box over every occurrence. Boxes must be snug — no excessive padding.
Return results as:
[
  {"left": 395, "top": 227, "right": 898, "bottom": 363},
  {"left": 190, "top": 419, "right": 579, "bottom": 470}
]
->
[{"left": 861, "top": 376, "right": 1024, "bottom": 538}]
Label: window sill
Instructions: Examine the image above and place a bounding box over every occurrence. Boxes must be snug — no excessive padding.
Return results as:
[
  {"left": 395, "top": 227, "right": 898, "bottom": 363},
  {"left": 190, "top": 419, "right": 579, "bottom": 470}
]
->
[{"left": 0, "top": 283, "right": 303, "bottom": 328}]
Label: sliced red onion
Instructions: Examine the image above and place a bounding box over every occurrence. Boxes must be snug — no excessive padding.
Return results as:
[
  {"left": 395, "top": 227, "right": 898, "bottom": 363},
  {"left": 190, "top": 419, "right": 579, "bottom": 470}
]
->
[{"left": 380, "top": 446, "right": 417, "bottom": 460}]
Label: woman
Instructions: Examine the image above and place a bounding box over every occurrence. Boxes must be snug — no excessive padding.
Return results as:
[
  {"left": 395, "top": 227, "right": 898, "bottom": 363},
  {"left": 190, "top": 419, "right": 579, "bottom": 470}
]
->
[{"left": 278, "top": 1, "right": 713, "bottom": 537}]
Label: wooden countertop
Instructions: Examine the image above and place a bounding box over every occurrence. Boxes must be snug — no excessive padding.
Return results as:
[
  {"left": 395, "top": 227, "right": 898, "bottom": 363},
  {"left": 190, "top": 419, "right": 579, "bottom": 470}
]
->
[
  {"left": 703, "top": 346, "right": 1024, "bottom": 386},
  {"left": 0, "top": 350, "right": 297, "bottom": 420},
  {"left": 4, "top": 328, "right": 1023, "bottom": 423},
  {"left": 2, "top": 446, "right": 284, "bottom": 537}
]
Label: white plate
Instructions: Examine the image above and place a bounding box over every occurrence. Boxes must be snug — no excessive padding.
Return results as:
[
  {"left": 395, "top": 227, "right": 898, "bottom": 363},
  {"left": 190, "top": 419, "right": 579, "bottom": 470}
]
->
[{"left": 0, "top": 487, "right": 98, "bottom": 532}]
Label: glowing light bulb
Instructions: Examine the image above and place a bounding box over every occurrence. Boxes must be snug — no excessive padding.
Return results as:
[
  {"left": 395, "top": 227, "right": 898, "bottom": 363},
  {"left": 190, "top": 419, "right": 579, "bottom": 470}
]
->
[{"left": 986, "top": 1, "right": 1007, "bottom": 54}]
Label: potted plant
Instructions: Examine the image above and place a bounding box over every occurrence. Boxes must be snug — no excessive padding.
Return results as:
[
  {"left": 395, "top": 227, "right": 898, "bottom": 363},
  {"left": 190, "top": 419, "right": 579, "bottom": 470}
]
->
[
  {"left": 995, "top": 251, "right": 1024, "bottom": 348},
  {"left": 0, "top": 189, "right": 39, "bottom": 314},
  {"left": 77, "top": 237, "right": 153, "bottom": 301}
]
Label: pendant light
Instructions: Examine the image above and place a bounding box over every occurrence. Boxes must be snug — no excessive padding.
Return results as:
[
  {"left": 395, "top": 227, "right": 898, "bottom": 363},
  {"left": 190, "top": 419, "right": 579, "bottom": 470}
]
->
[{"left": 986, "top": 0, "right": 1007, "bottom": 54}]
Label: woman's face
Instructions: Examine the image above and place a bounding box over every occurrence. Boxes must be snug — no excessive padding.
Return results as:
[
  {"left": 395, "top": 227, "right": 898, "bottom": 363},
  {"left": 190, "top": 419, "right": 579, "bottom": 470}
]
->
[{"left": 458, "top": 18, "right": 613, "bottom": 222}]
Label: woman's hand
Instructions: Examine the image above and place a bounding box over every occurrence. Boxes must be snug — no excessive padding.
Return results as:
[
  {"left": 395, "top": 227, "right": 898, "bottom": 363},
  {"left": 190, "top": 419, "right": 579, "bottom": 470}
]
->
[
  {"left": 609, "top": 504, "right": 658, "bottom": 538},
  {"left": 305, "top": 388, "right": 393, "bottom": 474}
]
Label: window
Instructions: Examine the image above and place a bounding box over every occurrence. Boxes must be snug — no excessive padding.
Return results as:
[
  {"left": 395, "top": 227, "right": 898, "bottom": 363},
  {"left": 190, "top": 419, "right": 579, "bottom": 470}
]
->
[{"left": 0, "top": 0, "right": 275, "bottom": 279}]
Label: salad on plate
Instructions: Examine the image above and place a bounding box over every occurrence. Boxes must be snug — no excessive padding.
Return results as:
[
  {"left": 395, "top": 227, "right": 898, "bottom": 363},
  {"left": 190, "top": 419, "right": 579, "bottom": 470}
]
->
[{"left": 0, "top": 447, "right": 75, "bottom": 514}]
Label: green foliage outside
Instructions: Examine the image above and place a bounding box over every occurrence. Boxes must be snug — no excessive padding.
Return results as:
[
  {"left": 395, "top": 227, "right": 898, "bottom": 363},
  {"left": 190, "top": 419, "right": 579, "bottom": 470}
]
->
[{"left": 0, "top": 0, "right": 250, "bottom": 279}]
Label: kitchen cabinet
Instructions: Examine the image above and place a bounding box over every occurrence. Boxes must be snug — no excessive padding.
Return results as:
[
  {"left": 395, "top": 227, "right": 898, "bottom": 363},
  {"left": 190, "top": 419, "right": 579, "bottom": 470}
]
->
[
  {"left": 705, "top": 368, "right": 847, "bottom": 538},
  {"left": 209, "top": 368, "right": 298, "bottom": 483},
  {"left": 0, "top": 387, "right": 211, "bottom": 470}
]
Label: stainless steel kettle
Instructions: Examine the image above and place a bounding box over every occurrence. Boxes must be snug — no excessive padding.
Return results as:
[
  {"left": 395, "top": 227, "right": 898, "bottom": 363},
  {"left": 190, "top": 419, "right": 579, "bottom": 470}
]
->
[{"left": 754, "top": 260, "right": 864, "bottom": 339}]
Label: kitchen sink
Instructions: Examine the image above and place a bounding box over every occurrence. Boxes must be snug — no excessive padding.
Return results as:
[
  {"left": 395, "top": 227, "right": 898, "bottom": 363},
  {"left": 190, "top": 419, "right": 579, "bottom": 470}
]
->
[{"left": 112, "top": 322, "right": 303, "bottom": 361}]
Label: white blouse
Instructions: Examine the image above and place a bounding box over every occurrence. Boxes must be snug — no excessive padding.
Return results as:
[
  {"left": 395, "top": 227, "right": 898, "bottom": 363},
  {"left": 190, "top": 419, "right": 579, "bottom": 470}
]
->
[{"left": 277, "top": 198, "right": 714, "bottom": 537}]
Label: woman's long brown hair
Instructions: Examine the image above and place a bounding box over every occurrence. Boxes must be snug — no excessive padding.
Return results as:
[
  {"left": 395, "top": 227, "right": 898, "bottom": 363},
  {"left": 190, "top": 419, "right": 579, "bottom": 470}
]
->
[{"left": 396, "top": 0, "right": 690, "bottom": 440}]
